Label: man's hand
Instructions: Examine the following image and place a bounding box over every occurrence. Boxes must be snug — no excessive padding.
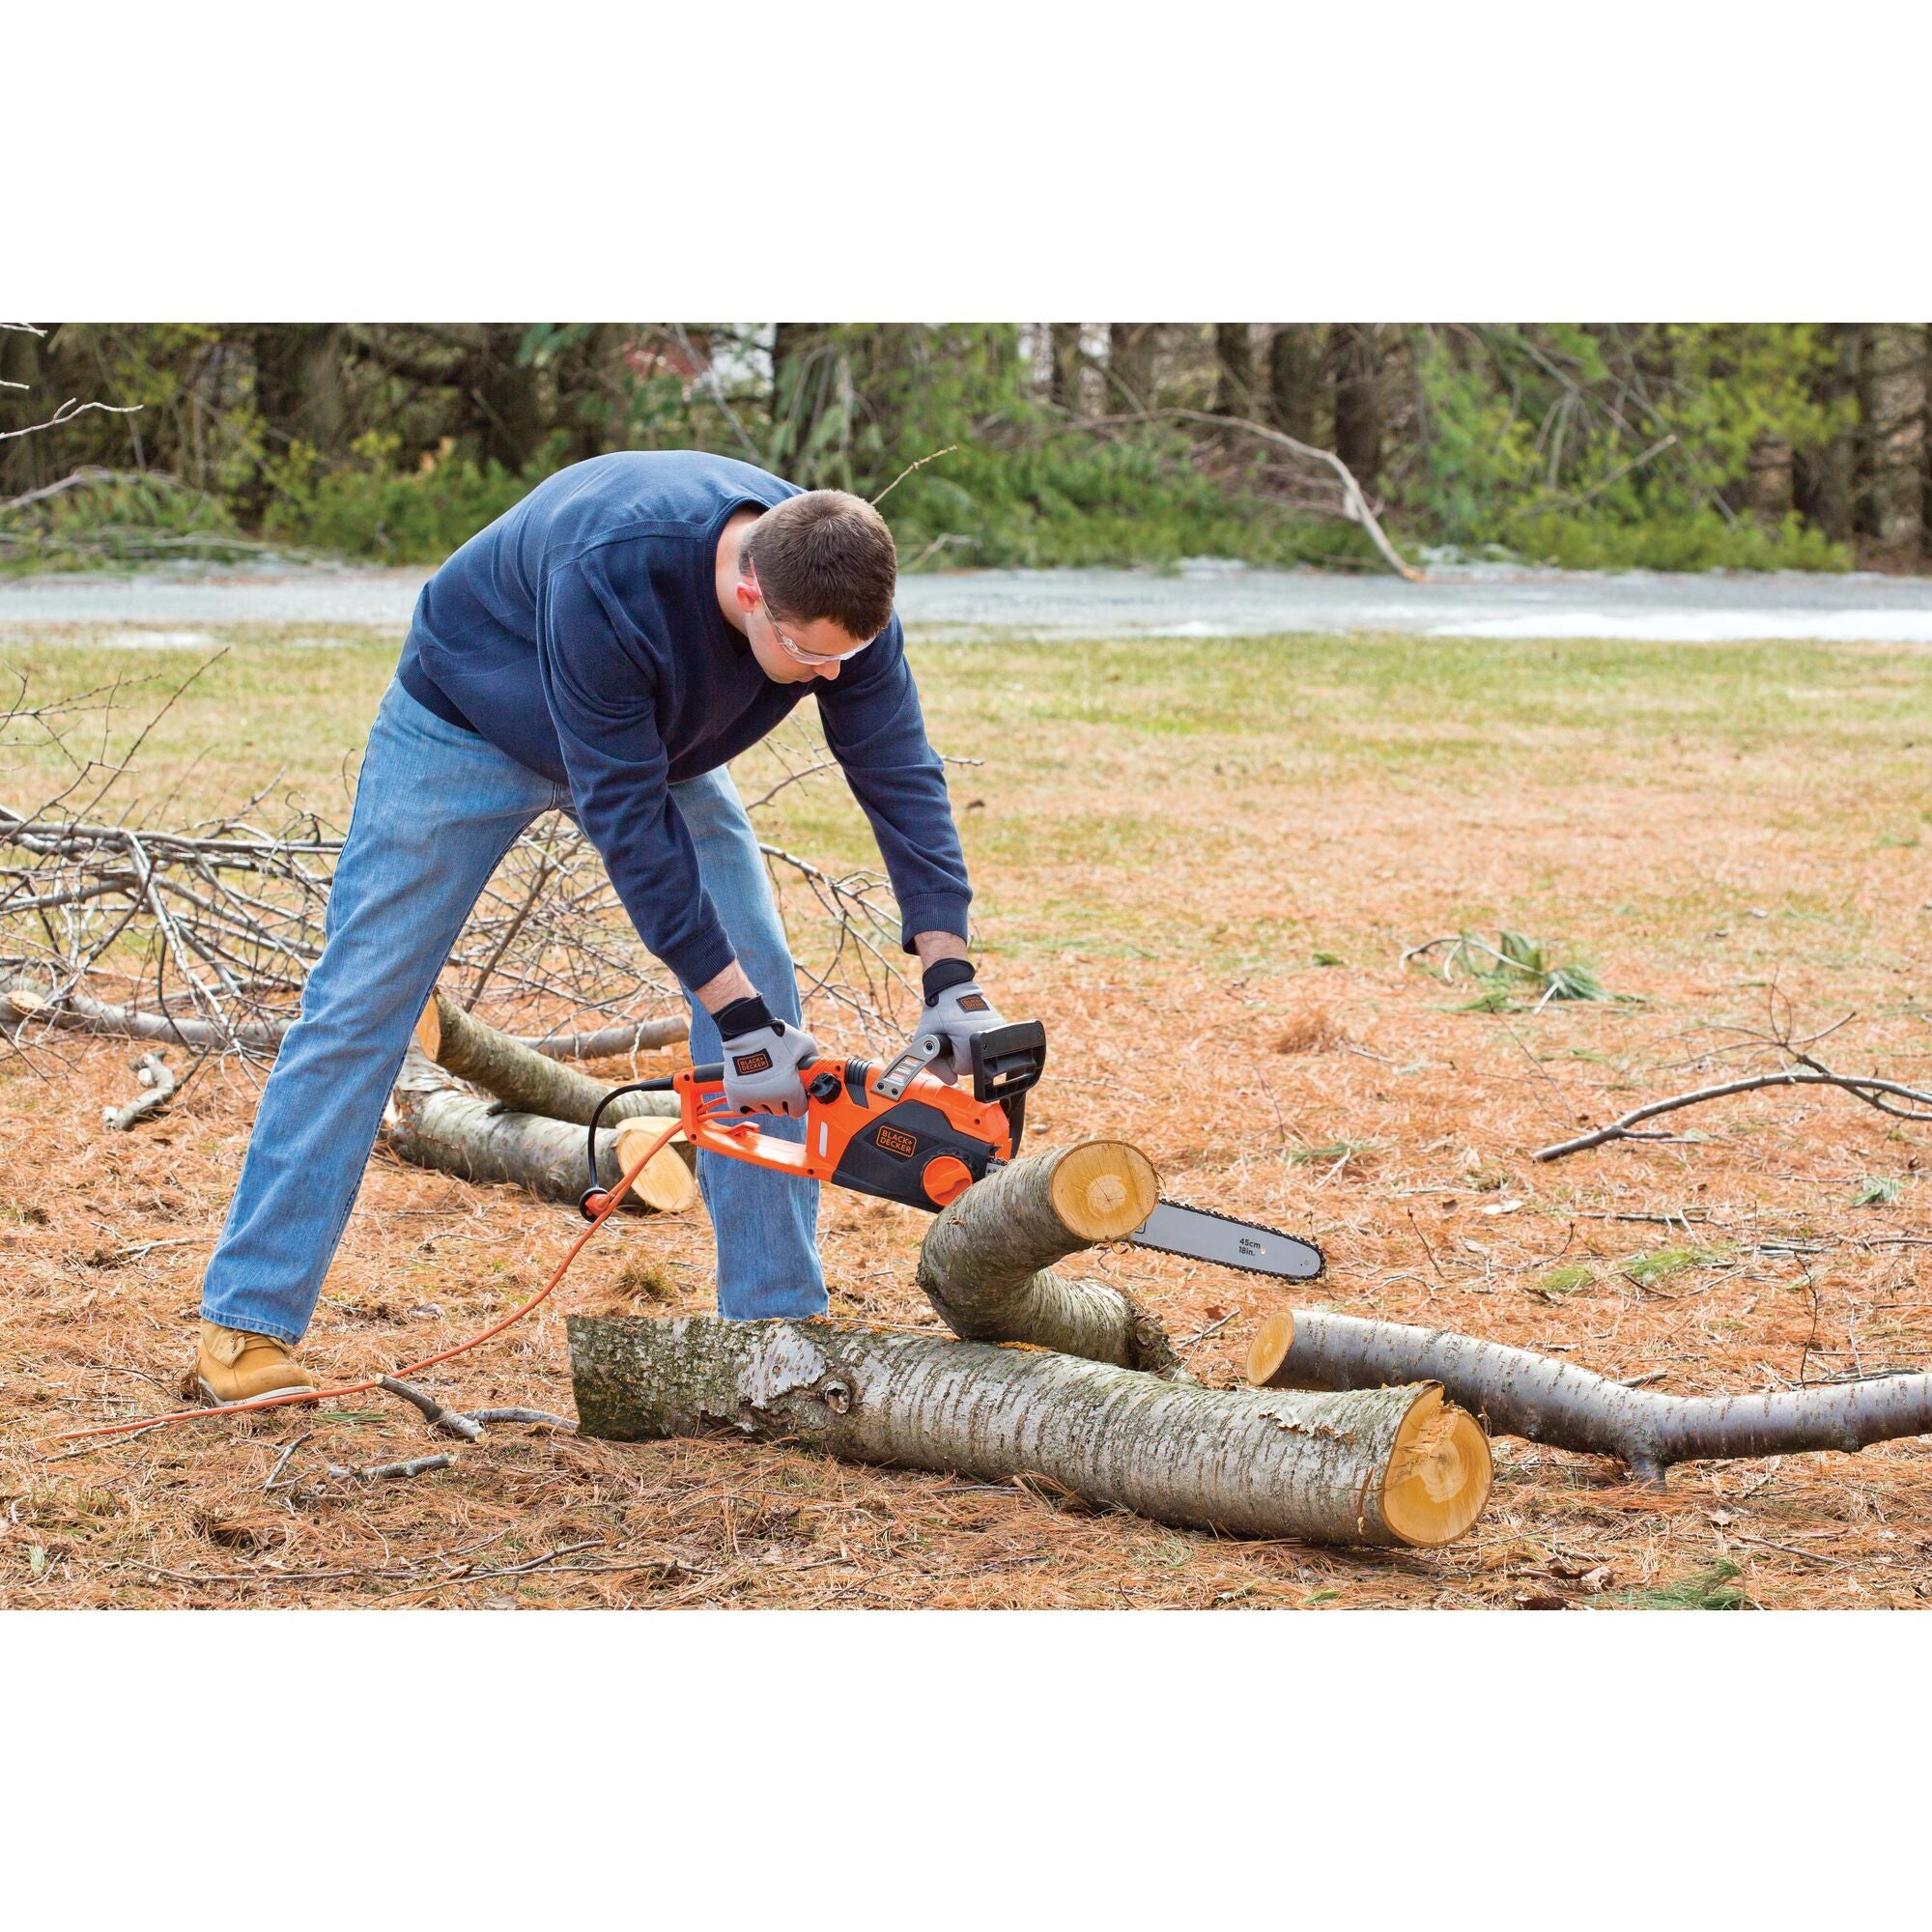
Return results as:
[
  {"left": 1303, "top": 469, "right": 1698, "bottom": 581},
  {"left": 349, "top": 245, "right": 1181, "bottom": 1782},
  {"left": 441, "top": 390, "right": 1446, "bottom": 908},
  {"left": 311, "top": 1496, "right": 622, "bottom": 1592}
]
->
[
  {"left": 715, "top": 994, "right": 819, "bottom": 1117},
  {"left": 921, "top": 957, "right": 1005, "bottom": 1085}
]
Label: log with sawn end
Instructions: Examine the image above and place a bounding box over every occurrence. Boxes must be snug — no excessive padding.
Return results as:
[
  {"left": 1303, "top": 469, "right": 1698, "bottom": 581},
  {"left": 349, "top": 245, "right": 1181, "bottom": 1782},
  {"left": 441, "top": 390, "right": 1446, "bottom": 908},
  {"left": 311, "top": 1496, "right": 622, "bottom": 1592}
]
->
[
  {"left": 916, "top": 1139, "right": 1183, "bottom": 1374},
  {"left": 383, "top": 1047, "right": 696, "bottom": 1214},
  {"left": 1248, "top": 1308, "right": 1932, "bottom": 1487},
  {"left": 414, "top": 991, "right": 688, "bottom": 1167},
  {"left": 569, "top": 1313, "right": 1492, "bottom": 1548}
]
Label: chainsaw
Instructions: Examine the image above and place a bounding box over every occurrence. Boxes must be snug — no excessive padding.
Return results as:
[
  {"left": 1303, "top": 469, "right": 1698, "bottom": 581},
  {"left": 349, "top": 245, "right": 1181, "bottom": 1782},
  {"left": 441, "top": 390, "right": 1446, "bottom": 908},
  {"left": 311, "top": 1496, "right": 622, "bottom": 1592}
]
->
[{"left": 582, "top": 1019, "right": 1323, "bottom": 1282}]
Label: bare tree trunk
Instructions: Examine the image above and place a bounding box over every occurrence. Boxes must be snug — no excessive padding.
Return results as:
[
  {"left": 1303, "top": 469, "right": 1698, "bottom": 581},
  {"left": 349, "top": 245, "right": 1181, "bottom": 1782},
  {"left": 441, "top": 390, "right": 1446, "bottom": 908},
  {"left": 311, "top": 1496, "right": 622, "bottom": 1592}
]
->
[
  {"left": 1049, "top": 325, "right": 1084, "bottom": 413},
  {"left": 915, "top": 1141, "right": 1179, "bottom": 1374},
  {"left": 1794, "top": 323, "right": 1857, "bottom": 543},
  {"left": 1267, "top": 325, "right": 1325, "bottom": 442},
  {"left": 413, "top": 991, "right": 683, "bottom": 1131},
  {"left": 467, "top": 325, "right": 544, "bottom": 473},
  {"left": 383, "top": 1049, "right": 695, "bottom": 1213},
  {"left": 1326, "top": 324, "right": 1383, "bottom": 488},
  {"left": 242, "top": 325, "right": 347, "bottom": 526},
  {"left": 1746, "top": 435, "right": 1794, "bottom": 522},
  {"left": 1249, "top": 1309, "right": 1932, "bottom": 1488},
  {"left": 1106, "top": 324, "right": 1158, "bottom": 411},
  {"left": 1213, "top": 324, "right": 1256, "bottom": 416},
  {"left": 569, "top": 1313, "right": 1492, "bottom": 1547},
  {"left": 1856, "top": 323, "right": 1927, "bottom": 555}
]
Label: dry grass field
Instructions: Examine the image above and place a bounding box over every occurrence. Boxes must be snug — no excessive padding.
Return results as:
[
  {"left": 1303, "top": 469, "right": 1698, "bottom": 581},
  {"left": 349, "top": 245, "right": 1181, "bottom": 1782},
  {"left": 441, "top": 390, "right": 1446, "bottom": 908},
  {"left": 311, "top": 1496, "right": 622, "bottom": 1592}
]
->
[{"left": 4, "top": 620, "right": 1930, "bottom": 1608}]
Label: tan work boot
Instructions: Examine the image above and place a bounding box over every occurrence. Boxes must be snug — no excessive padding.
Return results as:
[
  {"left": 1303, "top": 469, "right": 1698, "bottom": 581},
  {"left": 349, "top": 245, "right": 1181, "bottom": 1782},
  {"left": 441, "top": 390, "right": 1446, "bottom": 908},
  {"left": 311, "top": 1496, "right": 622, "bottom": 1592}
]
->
[{"left": 196, "top": 1321, "right": 323, "bottom": 1406}]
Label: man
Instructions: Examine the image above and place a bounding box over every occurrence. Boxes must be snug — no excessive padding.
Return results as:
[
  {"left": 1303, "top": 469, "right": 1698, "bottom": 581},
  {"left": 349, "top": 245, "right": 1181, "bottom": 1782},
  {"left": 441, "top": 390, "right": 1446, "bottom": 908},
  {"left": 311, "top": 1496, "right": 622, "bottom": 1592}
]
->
[{"left": 193, "top": 450, "right": 1006, "bottom": 1404}]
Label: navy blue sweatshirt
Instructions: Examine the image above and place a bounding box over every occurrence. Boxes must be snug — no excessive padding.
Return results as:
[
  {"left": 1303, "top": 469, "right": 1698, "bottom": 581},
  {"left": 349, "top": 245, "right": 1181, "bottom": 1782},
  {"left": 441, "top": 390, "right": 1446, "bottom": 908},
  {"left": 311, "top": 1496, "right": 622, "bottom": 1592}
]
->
[{"left": 397, "top": 452, "right": 971, "bottom": 991}]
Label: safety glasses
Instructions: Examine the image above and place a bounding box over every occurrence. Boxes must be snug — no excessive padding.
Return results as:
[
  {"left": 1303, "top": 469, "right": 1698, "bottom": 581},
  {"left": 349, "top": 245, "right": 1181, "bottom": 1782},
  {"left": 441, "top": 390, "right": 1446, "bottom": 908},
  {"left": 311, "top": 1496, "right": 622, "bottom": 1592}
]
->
[{"left": 746, "top": 566, "right": 876, "bottom": 668}]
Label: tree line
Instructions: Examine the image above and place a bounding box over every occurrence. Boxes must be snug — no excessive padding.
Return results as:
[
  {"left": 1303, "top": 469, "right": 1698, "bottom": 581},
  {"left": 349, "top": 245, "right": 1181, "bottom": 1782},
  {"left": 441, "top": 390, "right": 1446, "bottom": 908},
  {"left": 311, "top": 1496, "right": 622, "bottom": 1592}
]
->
[{"left": 3, "top": 324, "right": 1926, "bottom": 573}]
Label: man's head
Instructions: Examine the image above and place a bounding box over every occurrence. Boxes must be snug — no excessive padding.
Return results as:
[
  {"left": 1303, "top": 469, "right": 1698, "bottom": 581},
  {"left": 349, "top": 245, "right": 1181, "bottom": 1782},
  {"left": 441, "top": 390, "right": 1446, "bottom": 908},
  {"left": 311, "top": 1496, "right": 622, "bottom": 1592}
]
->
[{"left": 735, "top": 490, "right": 896, "bottom": 684}]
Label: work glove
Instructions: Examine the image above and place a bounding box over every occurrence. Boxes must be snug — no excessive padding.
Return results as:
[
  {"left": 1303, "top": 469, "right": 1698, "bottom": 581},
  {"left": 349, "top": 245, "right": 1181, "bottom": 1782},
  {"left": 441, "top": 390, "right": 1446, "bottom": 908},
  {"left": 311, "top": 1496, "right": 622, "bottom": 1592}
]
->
[
  {"left": 716, "top": 994, "right": 819, "bottom": 1118},
  {"left": 921, "top": 956, "right": 1005, "bottom": 1085}
]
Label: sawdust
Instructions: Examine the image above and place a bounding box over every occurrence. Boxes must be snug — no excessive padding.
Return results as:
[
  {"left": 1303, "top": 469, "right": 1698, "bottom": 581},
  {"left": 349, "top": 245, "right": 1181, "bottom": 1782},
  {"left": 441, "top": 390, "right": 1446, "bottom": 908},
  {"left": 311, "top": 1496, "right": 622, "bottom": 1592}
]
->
[{"left": 5, "top": 631, "right": 1932, "bottom": 1608}]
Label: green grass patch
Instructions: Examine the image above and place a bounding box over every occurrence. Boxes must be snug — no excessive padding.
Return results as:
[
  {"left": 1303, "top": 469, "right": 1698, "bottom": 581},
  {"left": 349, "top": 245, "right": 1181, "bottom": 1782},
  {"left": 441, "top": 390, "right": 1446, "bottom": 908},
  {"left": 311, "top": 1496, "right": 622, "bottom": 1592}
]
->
[
  {"left": 1621, "top": 1245, "right": 1732, "bottom": 1286},
  {"left": 1538, "top": 1264, "right": 1594, "bottom": 1295}
]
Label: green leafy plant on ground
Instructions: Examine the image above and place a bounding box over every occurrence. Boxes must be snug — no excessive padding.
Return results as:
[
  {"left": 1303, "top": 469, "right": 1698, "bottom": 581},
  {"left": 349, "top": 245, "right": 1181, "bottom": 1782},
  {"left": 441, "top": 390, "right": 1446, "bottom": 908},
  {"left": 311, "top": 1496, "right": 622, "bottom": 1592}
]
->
[
  {"left": 1406, "top": 928, "right": 1616, "bottom": 1012},
  {"left": 1850, "top": 1175, "right": 1903, "bottom": 1208}
]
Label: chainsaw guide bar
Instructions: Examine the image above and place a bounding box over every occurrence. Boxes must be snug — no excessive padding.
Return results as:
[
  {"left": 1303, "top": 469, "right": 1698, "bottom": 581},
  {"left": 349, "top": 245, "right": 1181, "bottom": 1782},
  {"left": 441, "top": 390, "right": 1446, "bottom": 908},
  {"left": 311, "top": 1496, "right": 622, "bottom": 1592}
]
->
[{"left": 1127, "top": 1199, "right": 1325, "bottom": 1282}]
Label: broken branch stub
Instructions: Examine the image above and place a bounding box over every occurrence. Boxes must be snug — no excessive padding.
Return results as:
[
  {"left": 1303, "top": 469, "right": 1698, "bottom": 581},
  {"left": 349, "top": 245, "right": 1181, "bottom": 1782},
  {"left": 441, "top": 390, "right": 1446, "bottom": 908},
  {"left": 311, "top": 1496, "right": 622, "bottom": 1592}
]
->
[
  {"left": 916, "top": 1140, "right": 1181, "bottom": 1374},
  {"left": 569, "top": 1314, "right": 1492, "bottom": 1548},
  {"left": 1248, "top": 1308, "right": 1932, "bottom": 1488}
]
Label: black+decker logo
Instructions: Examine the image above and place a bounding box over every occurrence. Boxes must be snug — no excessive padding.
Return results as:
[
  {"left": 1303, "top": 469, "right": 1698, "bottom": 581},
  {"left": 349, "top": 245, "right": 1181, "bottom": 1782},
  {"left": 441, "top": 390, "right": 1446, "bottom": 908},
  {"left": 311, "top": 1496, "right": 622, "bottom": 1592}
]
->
[
  {"left": 732, "top": 1048, "right": 774, "bottom": 1075},
  {"left": 957, "top": 993, "right": 988, "bottom": 1012},
  {"left": 875, "top": 1125, "right": 919, "bottom": 1159}
]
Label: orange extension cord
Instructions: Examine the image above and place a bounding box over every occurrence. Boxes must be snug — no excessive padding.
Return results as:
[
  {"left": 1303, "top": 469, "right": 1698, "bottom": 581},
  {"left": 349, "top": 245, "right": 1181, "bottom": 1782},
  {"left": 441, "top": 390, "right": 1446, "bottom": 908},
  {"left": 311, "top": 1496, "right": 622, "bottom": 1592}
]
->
[{"left": 51, "top": 1118, "right": 682, "bottom": 1447}]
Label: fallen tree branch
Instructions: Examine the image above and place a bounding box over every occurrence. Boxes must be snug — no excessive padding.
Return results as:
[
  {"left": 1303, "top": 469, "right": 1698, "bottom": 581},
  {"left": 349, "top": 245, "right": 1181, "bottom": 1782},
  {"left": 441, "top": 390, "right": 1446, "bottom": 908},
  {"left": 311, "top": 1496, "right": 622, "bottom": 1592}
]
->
[
  {"left": 464, "top": 1406, "right": 576, "bottom": 1431},
  {"left": 326, "top": 1454, "right": 453, "bottom": 1483},
  {"left": 376, "top": 1375, "right": 485, "bottom": 1442},
  {"left": 1534, "top": 1066, "right": 1932, "bottom": 1161},
  {"left": 915, "top": 1140, "right": 1183, "bottom": 1375},
  {"left": 1248, "top": 1309, "right": 1932, "bottom": 1487},
  {"left": 570, "top": 1313, "right": 1492, "bottom": 1547},
  {"left": 382, "top": 1047, "right": 696, "bottom": 1214},
  {"left": 2, "top": 976, "right": 689, "bottom": 1064},
  {"left": 1073, "top": 406, "right": 1421, "bottom": 581},
  {"left": 524, "top": 1018, "right": 694, "bottom": 1062},
  {"left": 101, "top": 1050, "right": 178, "bottom": 1131}
]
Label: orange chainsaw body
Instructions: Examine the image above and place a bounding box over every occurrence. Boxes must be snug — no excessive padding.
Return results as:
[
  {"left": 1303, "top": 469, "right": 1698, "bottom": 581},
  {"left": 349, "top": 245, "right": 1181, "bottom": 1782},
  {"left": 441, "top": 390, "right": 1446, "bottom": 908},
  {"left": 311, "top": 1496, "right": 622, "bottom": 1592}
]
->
[{"left": 674, "top": 1056, "right": 1015, "bottom": 1209}]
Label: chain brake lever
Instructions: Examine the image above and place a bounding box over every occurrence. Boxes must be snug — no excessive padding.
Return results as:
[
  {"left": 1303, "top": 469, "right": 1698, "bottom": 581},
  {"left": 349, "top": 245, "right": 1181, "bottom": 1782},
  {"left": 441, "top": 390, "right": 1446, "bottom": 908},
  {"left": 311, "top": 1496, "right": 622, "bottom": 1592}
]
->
[{"left": 874, "top": 1029, "right": 947, "bottom": 1100}]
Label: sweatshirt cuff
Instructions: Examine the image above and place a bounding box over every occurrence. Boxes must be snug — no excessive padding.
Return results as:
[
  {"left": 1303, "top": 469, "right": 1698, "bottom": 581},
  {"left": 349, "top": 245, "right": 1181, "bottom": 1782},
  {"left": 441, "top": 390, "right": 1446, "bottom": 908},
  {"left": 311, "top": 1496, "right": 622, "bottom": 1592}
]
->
[
  {"left": 665, "top": 923, "right": 737, "bottom": 997},
  {"left": 897, "top": 894, "right": 971, "bottom": 956}
]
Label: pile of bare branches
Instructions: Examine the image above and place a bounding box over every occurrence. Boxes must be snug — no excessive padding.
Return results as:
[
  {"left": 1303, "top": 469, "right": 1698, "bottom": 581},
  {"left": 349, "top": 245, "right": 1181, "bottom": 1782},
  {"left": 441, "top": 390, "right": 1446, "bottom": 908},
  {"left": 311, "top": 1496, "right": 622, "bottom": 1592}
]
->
[{"left": 2, "top": 670, "right": 921, "bottom": 1068}]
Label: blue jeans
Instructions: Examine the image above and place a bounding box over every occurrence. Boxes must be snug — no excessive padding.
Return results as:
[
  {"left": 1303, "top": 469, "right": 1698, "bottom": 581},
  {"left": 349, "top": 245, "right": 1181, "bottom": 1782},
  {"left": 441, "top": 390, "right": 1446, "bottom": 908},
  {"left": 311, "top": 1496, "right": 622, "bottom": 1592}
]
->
[{"left": 200, "top": 678, "right": 826, "bottom": 1342}]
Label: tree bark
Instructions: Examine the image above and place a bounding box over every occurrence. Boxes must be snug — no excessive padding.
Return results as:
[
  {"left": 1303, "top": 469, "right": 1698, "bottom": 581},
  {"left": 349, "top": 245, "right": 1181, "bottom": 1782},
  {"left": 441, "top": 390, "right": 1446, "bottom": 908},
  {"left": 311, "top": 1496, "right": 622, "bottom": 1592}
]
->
[
  {"left": 1794, "top": 323, "right": 1857, "bottom": 543},
  {"left": 1326, "top": 324, "right": 1383, "bottom": 488},
  {"left": 1856, "top": 323, "right": 1927, "bottom": 554},
  {"left": 414, "top": 991, "right": 683, "bottom": 1135},
  {"left": 569, "top": 1313, "right": 1492, "bottom": 1547},
  {"left": 915, "top": 1140, "right": 1180, "bottom": 1374},
  {"left": 1267, "top": 325, "right": 1325, "bottom": 442},
  {"left": 1049, "top": 325, "right": 1084, "bottom": 413},
  {"left": 383, "top": 1049, "right": 696, "bottom": 1213},
  {"left": 1746, "top": 434, "right": 1794, "bottom": 522},
  {"left": 1213, "top": 324, "right": 1256, "bottom": 417},
  {"left": 467, "top": 325, "right": 545, "bottom": 473},
  {"left": 1106, "top": 324, "right": 1158, "bottom": 412},
  {"left": 1249, "top": 1309, "right": 1932, "bottom": 1488}
]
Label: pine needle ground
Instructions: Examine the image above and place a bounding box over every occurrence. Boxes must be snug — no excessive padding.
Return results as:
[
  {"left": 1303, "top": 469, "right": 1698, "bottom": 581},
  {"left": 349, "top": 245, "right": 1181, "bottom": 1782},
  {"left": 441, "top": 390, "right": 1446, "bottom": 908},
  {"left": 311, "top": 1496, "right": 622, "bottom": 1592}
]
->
[{"left": 4, "top": 623, "right": 1931, "bottom": 1608}]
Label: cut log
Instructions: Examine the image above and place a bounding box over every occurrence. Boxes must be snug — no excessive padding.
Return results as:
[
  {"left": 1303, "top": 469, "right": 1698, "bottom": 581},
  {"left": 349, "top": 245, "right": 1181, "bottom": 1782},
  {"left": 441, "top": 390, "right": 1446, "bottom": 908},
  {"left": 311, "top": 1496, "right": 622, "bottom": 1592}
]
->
[
  {"left": 384, "top": 1049, "right": 696, "bottom": 1214},
  {"left": 414, "top": 992, "right": 685, "bottom": 1154},
  {"left": 916, "top": 1140, "right": 1181, "bottom": 1374},
  {"left": 569, "top": 1313, "right": 1492, "bottom": 1548},
  {"left": 1248, "top": 1308, "right": 1932, "bottom": 1488}
]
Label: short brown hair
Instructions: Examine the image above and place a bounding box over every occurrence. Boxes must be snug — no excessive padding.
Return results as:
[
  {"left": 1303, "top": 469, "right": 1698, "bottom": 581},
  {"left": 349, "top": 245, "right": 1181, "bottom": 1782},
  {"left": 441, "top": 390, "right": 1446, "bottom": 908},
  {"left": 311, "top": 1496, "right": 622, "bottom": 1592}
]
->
[{"left": 742, "top": 490, "right": 896, "bottom": 640}]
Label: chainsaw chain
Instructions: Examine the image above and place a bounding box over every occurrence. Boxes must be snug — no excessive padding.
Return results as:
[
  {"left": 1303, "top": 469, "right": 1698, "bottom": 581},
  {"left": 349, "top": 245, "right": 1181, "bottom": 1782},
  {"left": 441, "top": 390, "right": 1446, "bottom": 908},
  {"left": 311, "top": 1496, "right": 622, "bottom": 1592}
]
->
[{"left": 1125, "top": 1196, "right": 1326, "bottom": 1281}]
